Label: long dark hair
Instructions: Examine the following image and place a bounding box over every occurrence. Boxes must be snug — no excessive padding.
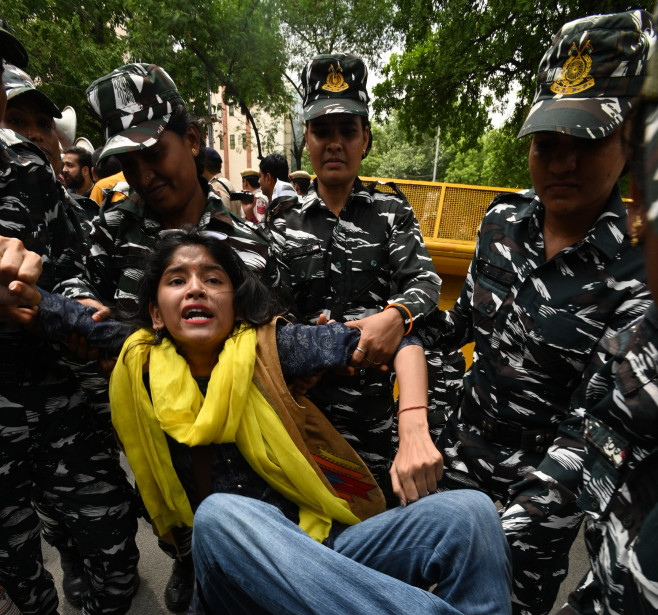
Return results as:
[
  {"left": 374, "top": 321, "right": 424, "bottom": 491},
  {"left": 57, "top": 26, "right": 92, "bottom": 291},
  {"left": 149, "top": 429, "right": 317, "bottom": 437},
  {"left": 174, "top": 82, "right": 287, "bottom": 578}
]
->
[{"left": 133, "top": 226, "right": 284, "bottom": 341}]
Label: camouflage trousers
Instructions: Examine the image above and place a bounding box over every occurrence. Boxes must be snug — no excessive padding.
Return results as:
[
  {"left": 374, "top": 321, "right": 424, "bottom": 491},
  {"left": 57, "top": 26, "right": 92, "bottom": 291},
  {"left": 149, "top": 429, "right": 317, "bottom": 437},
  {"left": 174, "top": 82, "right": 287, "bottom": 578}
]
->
[
  {"left": 0, "top": 375, "right": 140, "bottom": 615},
  {"left": 34, "top": 360, "right": 120, "bottom": 551},
  {"left": 435, "top": 413, "right": 582, "bottom": 615}
]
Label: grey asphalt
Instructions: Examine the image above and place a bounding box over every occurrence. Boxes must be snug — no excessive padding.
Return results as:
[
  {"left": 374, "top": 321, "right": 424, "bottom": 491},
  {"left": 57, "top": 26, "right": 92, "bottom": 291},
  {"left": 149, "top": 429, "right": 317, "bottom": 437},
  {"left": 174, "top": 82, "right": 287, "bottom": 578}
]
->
[{"left": 42, "top": 454, "right": 589, "bottom": 614}]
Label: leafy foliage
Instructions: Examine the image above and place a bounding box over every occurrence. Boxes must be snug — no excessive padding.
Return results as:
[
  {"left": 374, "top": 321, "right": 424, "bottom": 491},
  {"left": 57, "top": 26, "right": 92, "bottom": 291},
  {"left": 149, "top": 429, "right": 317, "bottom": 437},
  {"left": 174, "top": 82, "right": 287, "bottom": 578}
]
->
[
  {"left": 374, "top": 0, "right": 654, "bottom": 146},
  {"left": 2, "top": 0, "right": 128, "bottom": 141},
  {"left": 359, "top": 113, "right": 530, "bottom": 188},
  {"left": 274, "top": 0, "right": 400, "bottom": 78},
  {"left": 360, "top": 114, "right": 438, "bottom": 180}
]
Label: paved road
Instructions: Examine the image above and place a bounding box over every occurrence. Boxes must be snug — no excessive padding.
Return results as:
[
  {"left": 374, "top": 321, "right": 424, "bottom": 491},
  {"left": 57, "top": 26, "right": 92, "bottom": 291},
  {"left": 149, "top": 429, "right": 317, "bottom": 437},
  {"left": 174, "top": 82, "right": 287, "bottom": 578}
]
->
[{"left": 42, "top": 455, "right": 589, "bottom": 614}]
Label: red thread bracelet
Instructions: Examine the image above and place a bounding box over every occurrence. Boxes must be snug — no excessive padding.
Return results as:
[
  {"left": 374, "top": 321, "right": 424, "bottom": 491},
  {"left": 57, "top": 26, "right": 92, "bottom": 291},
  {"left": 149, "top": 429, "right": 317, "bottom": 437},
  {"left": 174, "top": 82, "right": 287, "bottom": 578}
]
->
[
  {"left": 384, "top": 302, "right": 413, "bottom": 335},
  {"left": 397, "top": 405, "right": 429, "bottom": 418}
]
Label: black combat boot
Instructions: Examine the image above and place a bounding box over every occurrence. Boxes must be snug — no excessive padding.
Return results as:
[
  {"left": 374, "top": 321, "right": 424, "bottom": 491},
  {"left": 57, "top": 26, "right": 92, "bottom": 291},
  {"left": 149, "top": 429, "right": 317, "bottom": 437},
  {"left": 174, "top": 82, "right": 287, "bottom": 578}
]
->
[
  {"left": 164, "top": 555, "right": 194, "bottom": 612},
  {"left": 59, "top": 546, "right": 87, "bottom": 608}
]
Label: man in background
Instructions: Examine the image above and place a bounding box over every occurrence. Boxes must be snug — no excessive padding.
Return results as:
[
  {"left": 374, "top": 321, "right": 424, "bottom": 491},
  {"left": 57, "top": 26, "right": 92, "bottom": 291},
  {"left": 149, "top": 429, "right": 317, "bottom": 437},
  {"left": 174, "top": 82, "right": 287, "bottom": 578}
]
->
[
  {"left": 290, "top": 170, "right": 312, "bottom": 196},
  {"left": 202, "top": 147, "right": 243, "bottom": 217},
  {"left": 62, "top": 145, "right": 94, "bottom": 197}
]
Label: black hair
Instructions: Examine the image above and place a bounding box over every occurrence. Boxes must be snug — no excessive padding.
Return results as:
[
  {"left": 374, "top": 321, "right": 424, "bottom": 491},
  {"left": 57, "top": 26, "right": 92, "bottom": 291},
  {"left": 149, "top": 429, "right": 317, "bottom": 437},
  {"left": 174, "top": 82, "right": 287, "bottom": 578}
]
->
[
  {"left": 243, "top": 175, "right": 260, "bottom": 189},
  {"left": 292, "top": 177, "right": 311, "bottom": 194},
  {"left": 166, "top": 104, "right": 205, "bottom": 177},
  {"left": 205, "top": 156, "right": 222, "bottom": 175},
  {"left": 627, "top": 98, "right": 647, "bottom": 202},
  {"left": 92, "top": 147, "right": 122, "bottom": 178},
  {"left": 64, "top": 146, "right": 93, "bottom": 174},
  {"left": 133, "top": 226, "right": 285, "bottom": 344},
  {"left": 259, "top": 152, "right": 289, "bottom": 182}
]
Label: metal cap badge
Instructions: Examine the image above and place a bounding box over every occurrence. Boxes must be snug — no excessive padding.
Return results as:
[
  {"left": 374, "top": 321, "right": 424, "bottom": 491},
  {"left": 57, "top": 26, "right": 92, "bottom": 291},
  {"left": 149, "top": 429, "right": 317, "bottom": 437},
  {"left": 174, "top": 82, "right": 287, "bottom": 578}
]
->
[
  {"left": 519, "top": 10, "right": 656, "bottom": 140},
  {"left": 301, "top": 53, "right": 369, "bottom": 121}
]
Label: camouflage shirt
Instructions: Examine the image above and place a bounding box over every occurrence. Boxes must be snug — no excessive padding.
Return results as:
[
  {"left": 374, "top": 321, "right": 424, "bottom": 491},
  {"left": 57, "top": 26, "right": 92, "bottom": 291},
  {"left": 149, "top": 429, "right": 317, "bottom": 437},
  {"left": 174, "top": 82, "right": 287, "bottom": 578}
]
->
[
  {"left": 78, "top": 177, "right": 278, "bottom": 312},
  {"left": 422, "top": 186, "right": 650, "bottom": 433},
  {"left": 0, "top": 129, "right": 92, "bottom": 379},
  {"left": 503, "top": 302, "right": 658, "bottom": 615},
  {"left": 268, "top": 177, "right": 441, "bottom": 492}
]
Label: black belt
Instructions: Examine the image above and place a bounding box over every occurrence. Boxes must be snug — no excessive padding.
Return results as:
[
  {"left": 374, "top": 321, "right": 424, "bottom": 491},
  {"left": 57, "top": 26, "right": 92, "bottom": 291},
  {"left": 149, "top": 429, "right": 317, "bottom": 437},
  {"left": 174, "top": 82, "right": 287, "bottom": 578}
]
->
[{"left": 461, "top": 404, "right": 555, "bottom": 454}]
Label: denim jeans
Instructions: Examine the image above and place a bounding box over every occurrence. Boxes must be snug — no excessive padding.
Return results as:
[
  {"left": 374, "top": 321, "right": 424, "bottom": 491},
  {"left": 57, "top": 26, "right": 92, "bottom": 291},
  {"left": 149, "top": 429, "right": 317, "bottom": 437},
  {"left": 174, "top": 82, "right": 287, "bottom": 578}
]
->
[{"left": 192, "top": 490, "right": 512, "bottom": 614}]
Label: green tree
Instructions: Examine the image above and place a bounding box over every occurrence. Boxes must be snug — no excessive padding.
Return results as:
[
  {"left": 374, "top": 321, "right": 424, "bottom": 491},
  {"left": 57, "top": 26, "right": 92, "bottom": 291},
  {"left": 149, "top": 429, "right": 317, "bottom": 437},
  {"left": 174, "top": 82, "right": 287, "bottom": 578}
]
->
[
  {"left": 274, "top": 0, "right": 401, "bottom": 168},
  {"left": 123, "top": 0, "right": 292, "bottom": 158},
  {"left": 442, "top": 129, "right": 531, "bottom": 188},
  {"left": 374, "top": 0, "right": 653, "bottom": 146},
  {"left": 2, "top": 0, "right": 128, "bottom": 141},
  {"left": 359, "top": 113, "right": 437, "bottom": 179}
]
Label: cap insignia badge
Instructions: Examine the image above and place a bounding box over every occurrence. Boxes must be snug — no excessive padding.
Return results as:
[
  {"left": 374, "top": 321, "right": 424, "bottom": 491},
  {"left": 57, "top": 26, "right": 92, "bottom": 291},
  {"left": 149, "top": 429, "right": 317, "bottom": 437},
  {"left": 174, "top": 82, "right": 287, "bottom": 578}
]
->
[
  {"left": 322, "top": 63, "right": 349, "bottom": 93},
  {"left": 550, "top": 41, "right": 595, "bottom": 95}
]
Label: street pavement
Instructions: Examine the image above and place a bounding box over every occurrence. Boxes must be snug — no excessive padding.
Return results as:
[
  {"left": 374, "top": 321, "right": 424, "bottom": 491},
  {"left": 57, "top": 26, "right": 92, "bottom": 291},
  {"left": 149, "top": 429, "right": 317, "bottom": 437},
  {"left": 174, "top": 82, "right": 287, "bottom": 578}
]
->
[{"left": 42, "top": 454, "right": 589, "bottom": 614}]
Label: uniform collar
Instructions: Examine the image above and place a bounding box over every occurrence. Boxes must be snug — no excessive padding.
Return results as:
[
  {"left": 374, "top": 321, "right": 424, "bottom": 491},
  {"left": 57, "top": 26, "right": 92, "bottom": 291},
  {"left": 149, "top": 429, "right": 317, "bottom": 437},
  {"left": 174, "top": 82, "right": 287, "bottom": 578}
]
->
[
  {"left": 299, "top": 176, "right": 369, "bottom": 214},
  {"left": 516, "top": 185, "right": 628, "bottom": 261}
]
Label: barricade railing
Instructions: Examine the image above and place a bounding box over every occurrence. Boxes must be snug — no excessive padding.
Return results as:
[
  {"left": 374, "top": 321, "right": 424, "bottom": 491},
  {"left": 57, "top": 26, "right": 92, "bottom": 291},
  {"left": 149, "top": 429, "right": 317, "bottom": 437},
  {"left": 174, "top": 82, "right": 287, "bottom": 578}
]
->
[{"left": 360, "top": 176, "right": 521, "bottom": 276}]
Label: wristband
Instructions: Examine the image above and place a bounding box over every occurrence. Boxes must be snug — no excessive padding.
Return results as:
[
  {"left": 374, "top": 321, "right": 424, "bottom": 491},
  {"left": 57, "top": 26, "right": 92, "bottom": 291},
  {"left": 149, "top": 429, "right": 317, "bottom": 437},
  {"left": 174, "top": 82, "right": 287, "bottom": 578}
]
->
[
  {"left": 397, "top": 405, "right": 429, "bottom": 418},
  {"left": 384, "top": 302, "right": 413, "bottom": 335}
]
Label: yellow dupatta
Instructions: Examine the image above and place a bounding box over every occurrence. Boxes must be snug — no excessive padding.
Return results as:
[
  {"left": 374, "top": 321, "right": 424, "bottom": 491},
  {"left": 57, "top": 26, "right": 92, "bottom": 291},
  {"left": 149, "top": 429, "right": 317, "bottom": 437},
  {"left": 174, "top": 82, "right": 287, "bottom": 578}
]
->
[{"left": 110, "top": 324, "right": 361, "bottom": 542}]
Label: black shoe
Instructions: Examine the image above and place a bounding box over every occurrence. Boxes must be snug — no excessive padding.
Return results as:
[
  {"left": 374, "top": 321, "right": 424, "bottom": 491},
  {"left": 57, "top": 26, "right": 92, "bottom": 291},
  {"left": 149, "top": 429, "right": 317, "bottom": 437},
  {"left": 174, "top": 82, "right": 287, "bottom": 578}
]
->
[
  {"left": 164, "top": 556, "right": 194, "bottom": 612},
  {"left": 59, "top": 546, "right": 87, "bottom": 608}
]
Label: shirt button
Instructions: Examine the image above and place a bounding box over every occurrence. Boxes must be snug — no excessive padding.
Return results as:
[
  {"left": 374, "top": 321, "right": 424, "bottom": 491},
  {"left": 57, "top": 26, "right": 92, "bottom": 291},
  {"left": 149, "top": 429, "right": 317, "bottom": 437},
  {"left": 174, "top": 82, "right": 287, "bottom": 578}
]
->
[
  {"left": 226, "top": 458, "right": 232, "bottom": 464},
  {"left": 486, "top": 304, "right": 494, "bottom": 313},
  {"left": 370, "top": 260, "right": 377, "bottom": 267},
  {"left": 300, "top": 271, "right": 306, "bottom": 279},
  {"left": 336, "top": 262, "right": 342, "bottom": 270},
  {"left": 591, "top": 497, "right": 600, "bottom": 511},
  {"left": 237, "top": 484, "right": 243, "bottom": 490}
]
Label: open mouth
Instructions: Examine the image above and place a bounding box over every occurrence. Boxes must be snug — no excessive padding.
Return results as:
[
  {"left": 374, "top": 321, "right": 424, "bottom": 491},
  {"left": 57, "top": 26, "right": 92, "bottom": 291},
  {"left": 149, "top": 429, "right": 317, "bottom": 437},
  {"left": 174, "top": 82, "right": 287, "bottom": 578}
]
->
[{"left": 182, "top": 307, "right": 213, "bottom": 321}]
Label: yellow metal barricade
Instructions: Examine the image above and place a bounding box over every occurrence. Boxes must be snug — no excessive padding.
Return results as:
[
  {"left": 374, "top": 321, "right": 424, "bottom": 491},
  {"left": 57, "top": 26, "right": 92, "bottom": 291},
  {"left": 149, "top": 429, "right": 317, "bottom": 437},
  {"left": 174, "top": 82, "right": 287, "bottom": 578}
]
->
[
  {"left": 360, "top": 176, "right": 521, "bottom": 277},
  {"left": 360, "top": 176, "right": 523, "bottom": 368}
]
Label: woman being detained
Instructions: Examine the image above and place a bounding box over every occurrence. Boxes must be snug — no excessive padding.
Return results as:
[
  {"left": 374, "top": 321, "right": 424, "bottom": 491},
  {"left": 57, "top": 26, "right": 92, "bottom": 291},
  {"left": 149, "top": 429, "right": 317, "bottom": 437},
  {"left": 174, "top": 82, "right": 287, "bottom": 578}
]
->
[{"left": 106, "top": 228, "right": 511, "bottom": 615}]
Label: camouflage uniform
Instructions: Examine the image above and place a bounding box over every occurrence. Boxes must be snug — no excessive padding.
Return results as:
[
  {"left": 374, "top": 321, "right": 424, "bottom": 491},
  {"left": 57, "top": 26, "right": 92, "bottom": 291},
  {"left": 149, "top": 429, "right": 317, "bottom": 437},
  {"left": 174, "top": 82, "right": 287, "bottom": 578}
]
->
[
  {"left": 0, "top": 130, "right": 139, "bottom": 615},
  {"left": 421, "top": 10, "right": 656, "bottom": 614},
  {"left": 502, "top": 303, "right": 658, "bottom": 615},
  {"left": 78, "top": 180, "right": 276, "bottom": 312},
  {"left": 34, "top": 182, "right": 123, "bottom": 554},
  {"left": 420, "top": 186, "right": 649, "bottom": 610},
  {"left": 268, "top": 178, "right": 441, "bottom": 498}
]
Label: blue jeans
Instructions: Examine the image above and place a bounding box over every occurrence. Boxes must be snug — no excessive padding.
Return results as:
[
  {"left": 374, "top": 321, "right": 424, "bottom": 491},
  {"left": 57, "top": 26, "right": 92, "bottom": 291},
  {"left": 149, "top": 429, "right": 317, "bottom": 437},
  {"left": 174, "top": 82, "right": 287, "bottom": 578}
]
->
[{"left": 192, "top": 491, "right": 512, "bottom": 614}]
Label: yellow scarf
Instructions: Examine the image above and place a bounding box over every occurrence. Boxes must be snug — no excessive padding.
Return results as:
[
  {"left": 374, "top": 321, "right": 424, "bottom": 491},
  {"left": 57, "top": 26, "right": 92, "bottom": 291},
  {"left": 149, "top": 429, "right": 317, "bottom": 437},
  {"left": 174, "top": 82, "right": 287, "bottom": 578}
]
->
[{"left": 110, "top": 325, "right": 360, "bottom": 542}]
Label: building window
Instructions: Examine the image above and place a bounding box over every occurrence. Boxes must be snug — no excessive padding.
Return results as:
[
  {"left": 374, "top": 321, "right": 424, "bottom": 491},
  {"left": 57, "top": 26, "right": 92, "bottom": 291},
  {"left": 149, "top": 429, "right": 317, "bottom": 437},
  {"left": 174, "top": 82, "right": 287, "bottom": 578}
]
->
[
  {"left": 219, "top": 135, "right": 224, "bottom": 149},
  {"left": 241, "top": 133, "right": 247, "bottom": 149},
  {"left": 228, "top": 104, "right": 235, "bottom": 117},
  {"left": 230, "top": 134, "right": 235, "bottom": 150}
]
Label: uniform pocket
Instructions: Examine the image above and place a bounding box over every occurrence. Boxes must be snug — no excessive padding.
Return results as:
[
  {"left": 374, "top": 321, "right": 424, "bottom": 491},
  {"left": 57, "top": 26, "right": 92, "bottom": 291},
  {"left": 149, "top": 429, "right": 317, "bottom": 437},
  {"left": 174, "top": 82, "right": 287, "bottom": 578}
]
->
[{"left": 472, "top": 261, "right": 515, "bottom": 330}]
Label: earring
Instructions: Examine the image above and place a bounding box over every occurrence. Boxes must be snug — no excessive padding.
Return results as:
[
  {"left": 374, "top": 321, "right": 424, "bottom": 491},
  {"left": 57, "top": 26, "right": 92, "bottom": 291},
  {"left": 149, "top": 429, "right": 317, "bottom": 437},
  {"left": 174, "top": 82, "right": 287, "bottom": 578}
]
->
[
  {"left": 154, "top": 328, "right": 165, "bottom": 344},
  {"left": 630, "top": 214, "right": 644, "bottom": 247},
  {"left": 192, "top": 148, "right": 198, "bottom": 156}
]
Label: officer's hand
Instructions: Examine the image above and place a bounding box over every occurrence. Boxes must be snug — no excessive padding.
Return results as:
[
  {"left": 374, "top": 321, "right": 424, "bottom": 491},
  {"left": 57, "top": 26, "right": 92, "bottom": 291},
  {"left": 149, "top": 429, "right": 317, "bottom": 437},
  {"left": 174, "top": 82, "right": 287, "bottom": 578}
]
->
[
  {"left": 62, "top": 299, "right": 111, "bottom": 361},
  {"left": 345, "top": 310, "right": 404, "bottom": 371},
  {"left": 0, "top": 237, "right": 43, "bottom": 306},
  {"left": 0, "top": 305, "right": 39, "bottom": 327}
]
